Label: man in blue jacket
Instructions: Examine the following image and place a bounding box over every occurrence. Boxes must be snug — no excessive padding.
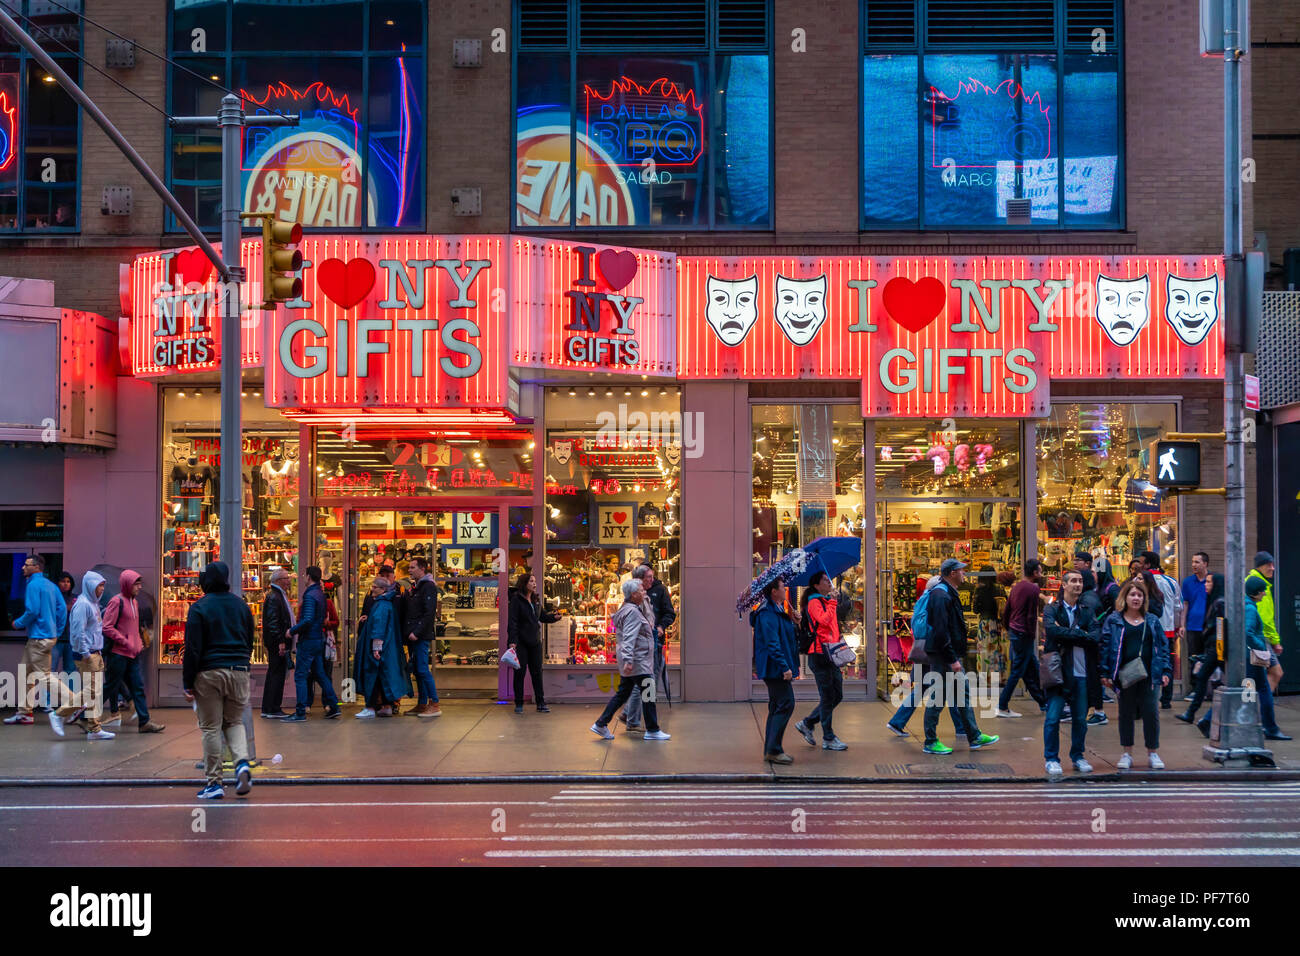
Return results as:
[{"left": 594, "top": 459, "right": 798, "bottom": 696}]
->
[
  {"left": 284, "top": 566, "right": 340, "bottom": 721},
  {"left": 5, "top": 555, "right": 67, "bottom": 725}
]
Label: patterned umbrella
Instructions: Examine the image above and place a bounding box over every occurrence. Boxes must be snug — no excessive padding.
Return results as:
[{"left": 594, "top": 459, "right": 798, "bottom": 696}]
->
[{"left": 736, "top": 548, "right": 811, "bottom": 618}]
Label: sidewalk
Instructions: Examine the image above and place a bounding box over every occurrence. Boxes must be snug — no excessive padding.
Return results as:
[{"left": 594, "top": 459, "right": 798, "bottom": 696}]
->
[{"left": 2, "top": 698, "right": 1298, "bottom": 785}]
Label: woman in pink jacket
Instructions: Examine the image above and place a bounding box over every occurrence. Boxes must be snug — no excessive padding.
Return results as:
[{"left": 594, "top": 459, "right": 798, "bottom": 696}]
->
[
  {"left": 102, "top": 570, "right": 165, "bottom": 733},
  {"left": 794, "top": 571, "right": 847, "bottom": 751}
]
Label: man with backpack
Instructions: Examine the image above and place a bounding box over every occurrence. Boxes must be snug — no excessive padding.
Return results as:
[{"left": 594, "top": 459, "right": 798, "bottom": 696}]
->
[
  {"left": 886, "top": 573, "right": 969, "bottom": 739},
  {"left": 922, "top": 559, "right": 999, "bottom": 754}
]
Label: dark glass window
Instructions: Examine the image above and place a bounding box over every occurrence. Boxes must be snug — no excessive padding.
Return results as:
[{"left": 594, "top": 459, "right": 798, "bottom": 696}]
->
[
  {"left": 514, "top": 0, "right": 772, "bottom": 230},
  {"left": 167, "top": 0, "right": 426, "bottom": 232},
  {"left": 0, "top": 1, "right": 80, "bottom": 232},
  {"left": 861, "top": 0, "right": 1123, "bottom": 231}
]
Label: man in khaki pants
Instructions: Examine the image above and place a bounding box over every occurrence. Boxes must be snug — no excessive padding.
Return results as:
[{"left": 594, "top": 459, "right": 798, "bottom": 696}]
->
[
  {"left": 4, "top": 555, "right": 67, "bottom": 725},
  {"left": 182, "top": 562, "right": 255, "bottom": 800}
]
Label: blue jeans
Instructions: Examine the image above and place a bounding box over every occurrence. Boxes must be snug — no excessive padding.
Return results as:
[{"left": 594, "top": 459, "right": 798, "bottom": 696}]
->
[
  {"left": 51, "top": 641, "right": 75, "bottom": 678},
  {"left": 922, "top": 666, "right": 982, "bottom": 746},
  {"left": 411, "top": 639, "right": 438, "bottom": 706},
  {"left": 1044, "top": 674, "right": 1089, "bottom": 763},
  {"left": 999, "top": 630, "right": 1045, "bottom": 710},
  {"left": 889, "top": 666, "right": 969, "bottom": 737},
  {"left": 294, "top": 639, "right": 337, "bottom": 715},
  {"left": 801, "top": 652, "right": 844, "bottom": 741}
]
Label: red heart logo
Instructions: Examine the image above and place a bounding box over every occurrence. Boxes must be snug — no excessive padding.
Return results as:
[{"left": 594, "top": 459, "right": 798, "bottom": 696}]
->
[
  {"left": 612, "top": 511, "right": 627, "bottom": 524},
  {"left": 597, "top": 249, "right": 638, "bottom": 292},
  {"left": 470, "top": 512, "right": 486, "bottom": 524},
  {"left": 171, "top": 248, "right": 213, "bottom": 288},
  {"left": 316, "top": 258, "right": 376, "bottom": 310},
  {"left": 882, "top": 276, "right": 947, "bottom": 334}
]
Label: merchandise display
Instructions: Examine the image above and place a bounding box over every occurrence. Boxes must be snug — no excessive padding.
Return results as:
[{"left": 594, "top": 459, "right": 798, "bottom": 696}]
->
[
  {"left": 158, "top": 390, "right": 299, "bottom": 668},
  {"left": 543, "top": 389, "right": 683, "bottom": 667},
  {"left": 1036, "top": 403, "right": 1179, "bottom": 581}
]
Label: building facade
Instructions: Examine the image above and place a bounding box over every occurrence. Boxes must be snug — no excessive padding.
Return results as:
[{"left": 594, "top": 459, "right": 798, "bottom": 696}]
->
[{"left": 0, "top": 0, "right": 1264, "bottom": 704}]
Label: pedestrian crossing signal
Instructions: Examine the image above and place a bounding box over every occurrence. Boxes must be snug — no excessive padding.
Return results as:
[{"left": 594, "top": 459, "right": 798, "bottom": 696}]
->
[{"left": 1150, "top": 440, "right": 1201, "bottom": 489}]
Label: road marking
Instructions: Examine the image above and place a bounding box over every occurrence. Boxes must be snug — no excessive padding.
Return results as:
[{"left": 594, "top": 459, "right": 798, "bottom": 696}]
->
[
  {"left": 51, "top": 837, "right": 472, "bottom": 845},
  {"left": 0, "top": 800, "right": 551, "bottom": 811},
  {"left": 485, "top": 846, "right": 1300, "bottom": 859},
  {"left": 499, "top": 830, "right": 1300, "bottom": 842},
  {"left": 520, "top": 815, "right": 1300, "bottom": 828}
]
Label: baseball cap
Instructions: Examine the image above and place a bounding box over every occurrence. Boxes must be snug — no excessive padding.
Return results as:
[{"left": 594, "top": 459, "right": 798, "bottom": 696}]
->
[
  {"left": 939, "top": 558, "right": 968, "bottom": 576},
  {"left": 1254, "top": 551, "right": 1275, "bottom": 568},
  {"left": 1246, "top": 576, "right": 1268, "bottom": 596}
]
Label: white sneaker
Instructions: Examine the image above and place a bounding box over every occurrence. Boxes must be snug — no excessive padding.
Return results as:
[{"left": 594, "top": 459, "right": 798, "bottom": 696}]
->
[
  {"left": 48, "top": 712, "right": 65, "bottom": 737},
  {"left": 1117, "top": 753, "right": 1133, "bottom": 770},
  {"left": 1045, "top": 760, "right": 1063, "bottom": 775},
  {"left": 996, "top": 709, "right": 1022, "bottom": 718},
  {"left": 87, "top": 730, "right": 115, "bottom": 740},
  {"left": 101, "top": 715, "right": 121, "bottom": 728},
  {"left": 355, "top": 708, "right": 376, "bottom": 719},
  {"left": 1148, "top": 753, "right": 1165, "bottom": 770},
  {"left": 1074, "top": 758, "right": 1093, "bottom": 773},
  {"left": 644, "top": 730, "right": 671, "bottom": 741},
  {"left": 590, "top": 723, "right": 614, "bottom": 740}
]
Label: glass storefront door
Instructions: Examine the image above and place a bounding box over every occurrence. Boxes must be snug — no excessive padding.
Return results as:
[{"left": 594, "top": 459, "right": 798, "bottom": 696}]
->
[{"left": 317, "top": 505, "right": 514, "bottom": 699}]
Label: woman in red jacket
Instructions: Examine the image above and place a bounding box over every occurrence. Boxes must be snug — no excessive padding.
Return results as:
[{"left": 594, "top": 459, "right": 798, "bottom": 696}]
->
[{"left": 794, "top": 571, "right": 847, "bottom": 751}]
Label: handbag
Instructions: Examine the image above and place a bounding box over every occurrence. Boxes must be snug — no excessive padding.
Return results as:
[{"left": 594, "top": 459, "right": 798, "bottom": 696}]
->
[
  {"left": 500, "top": 646, "right": 520, "bottom": 670},
  {"left": 1117, "top": 656, "right": 1148, "bottom": 688},
  {"left": 823, "top": 640, "right": 857, "bottom": 668},
  {"left": 1250, "top": 647, "right": 1272, "bottom": 668},
  {"left": 907, "top": 635, "right": 928, "bottom": 664},
  {"left": 1038, "top": 649, "right": 1063, "bottom": 690}
]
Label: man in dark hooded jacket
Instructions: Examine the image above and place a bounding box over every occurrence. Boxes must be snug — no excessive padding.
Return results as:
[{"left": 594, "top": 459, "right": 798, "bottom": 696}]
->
[{"left": 184, "top": 562, "right": 255, "bottom": 800}]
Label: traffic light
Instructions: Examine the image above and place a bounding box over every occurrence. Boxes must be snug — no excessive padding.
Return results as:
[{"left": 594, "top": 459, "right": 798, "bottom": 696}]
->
[
  {"left": 1149, "top": 440, "right": 1202, "bottom": 489},
  {"left": 261, "top": 219, "right": 303, "bottom": 307}
]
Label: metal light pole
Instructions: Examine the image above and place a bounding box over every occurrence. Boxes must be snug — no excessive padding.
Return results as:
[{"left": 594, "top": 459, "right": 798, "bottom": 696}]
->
[
  {"left": 170, "top": 97, "right": 296, "bottom": 596},
  {"left": 1213, "top": 0, "right": 1266, "bottom": 754}
]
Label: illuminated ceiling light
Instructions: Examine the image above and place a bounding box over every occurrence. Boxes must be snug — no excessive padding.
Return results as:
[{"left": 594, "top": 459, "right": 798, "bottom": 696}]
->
[
  {"left": 640, "top": 389, "right": 649, "bottom": 397},
  {"left": 624, "top": 389, "right": 632, "bottom": 396},
  {"left": 253, "top": 390, "right": 261, "bottom": 397},
  {"left": 605, "top": 389, "right": 614, "bottom": 397},
  {"left": 385, "top": 18, "right": 394, "bottom": 25},
  {"left": 177, "top": 391, "right": 186, "bottom": 398},
  {"left": 587, "top": 389, "right": 596, "bottom": 397},
  {"left": 527, "top": 441, "right": 535, "bottom": 449},
  {"left": 568, "top": 388, "right": 576, "bottom": 396},
  {"left": 42, "top": 74, "right": 55, "bottom": 83},
  {"left": 241, "top": 391, "right": 247, "bottom": 397},
  {"left": 549, "top": 506, "right": 560, "bottom": 518},
  {"left": 209, "top": 74, "right": 220, "bottom": 81},
  {"left": 659, "top": 388, "right": 667, "bottom": 396}
]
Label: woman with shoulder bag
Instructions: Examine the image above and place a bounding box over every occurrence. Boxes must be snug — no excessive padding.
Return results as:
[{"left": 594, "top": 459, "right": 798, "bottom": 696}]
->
[
  {"left": 1101, "top": 578, "right": 1170, "bottom": 769},
  {"left": 794, "top": 571, "right": 848, "bottom": 751},
  {"left": 508, "top": 572, "right": 560, "bottom": 714}
]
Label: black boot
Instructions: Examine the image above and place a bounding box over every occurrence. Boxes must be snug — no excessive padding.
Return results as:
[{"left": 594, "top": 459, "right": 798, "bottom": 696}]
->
[
  {"left": 1175, "top": 709, "right": 1195, "bottom": 723},
  {"left": 1196, "top": 718, "right": 1211, "bottom": 739}
]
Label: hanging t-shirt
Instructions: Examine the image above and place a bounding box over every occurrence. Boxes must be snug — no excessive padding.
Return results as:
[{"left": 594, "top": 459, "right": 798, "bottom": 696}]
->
[{"left": 170, "top": 465, "right": 215, "bottom": 522}]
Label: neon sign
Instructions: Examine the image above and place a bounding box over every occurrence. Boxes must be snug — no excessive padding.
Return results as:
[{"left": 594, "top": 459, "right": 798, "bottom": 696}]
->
[
  {"left": 583, "top": 76, "right": 704, "bottom": 170},
  {"left": 0, "top": 89, "right": 15, "bottom": 172},
  {"left": 930, "top": 76, "right": 1053, "bottom": 170},
  {"left": 241, "top": 81, "right": 369, "bottom": 228}
]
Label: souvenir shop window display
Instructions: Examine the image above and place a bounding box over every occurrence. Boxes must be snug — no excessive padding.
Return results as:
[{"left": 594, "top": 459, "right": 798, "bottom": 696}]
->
[
  {"left": 544, "top": 388, "right": 684, "bottom": 668},
  {"left": 1036, "top": 403, "right": 1179, "bottom": 584},
  {"left": 158, "top": 388, "right": 299, "bottom": 667}
]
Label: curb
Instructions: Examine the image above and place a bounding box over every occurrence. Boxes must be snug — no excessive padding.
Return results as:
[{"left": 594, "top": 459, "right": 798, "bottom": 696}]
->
[{"left": 1, "top": 769, "right": 1297, "bottom": 787}]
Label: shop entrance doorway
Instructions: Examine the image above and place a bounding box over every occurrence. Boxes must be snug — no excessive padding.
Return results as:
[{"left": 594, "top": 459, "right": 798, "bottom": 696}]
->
[{"left": 316, "top": 503, "right": 531, "bottom": 700}]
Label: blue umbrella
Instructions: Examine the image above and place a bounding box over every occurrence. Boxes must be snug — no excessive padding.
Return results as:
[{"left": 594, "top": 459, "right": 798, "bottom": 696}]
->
[{"left": 786, "top": 536, "right": 862, "bottom": 588}]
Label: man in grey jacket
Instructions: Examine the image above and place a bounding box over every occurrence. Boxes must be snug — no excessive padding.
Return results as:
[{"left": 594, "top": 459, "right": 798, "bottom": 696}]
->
[{"left": 590, "top": 580, "right": 670, "bottom": 741}]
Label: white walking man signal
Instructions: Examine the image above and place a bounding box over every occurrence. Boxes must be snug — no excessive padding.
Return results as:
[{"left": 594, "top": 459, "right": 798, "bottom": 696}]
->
[{"left": 1158, "top": 446, "right": 1178, "bottom": 482}]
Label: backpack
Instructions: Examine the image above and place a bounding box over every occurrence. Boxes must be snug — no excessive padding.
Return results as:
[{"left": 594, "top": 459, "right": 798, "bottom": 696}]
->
[
  {"left": 907, "top": 588, "right": 933, "bottom": 663},
  {"left": 796, "top": 606, "right": 816, "bottom": 655}
]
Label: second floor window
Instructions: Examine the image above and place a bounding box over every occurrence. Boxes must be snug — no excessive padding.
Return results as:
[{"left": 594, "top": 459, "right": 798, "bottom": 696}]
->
[
  {"left": 862, "top": 0, "right": 1124, "bottom": 230},
  {"left": 167, "top": 0, "right": 425, "bottom": 232},
  {"left": 515, "top": 0, "right": 772, "bottom": 230},
  {"left": 0, "top": 0, "right": 81, "bottom": 232}
]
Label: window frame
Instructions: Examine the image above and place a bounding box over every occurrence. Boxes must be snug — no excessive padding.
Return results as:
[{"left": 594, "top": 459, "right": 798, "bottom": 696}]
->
[
  {"left": 858, "top": 0, "right": 1126, "bottom": 232},
  {"left": 0, "top": 0, "right": 82, "bottom": 234},
  {"left": 164, "top": 0, "right": 427, "bottom": 235},
  {"left": 511, "top": 0, "right": 775, "bottom": 232}
]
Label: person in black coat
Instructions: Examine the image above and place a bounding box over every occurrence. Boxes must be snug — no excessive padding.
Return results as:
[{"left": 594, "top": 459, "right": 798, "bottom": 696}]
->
[
  {"left": 183, "top": 561, "right": 255, "bottom": 799},
  {"left": 403, "top": 556, "right": 441, "bottom": 717},
  {"left": 508, "top": 572, "right": 559, "bottom": 713},
  {"left": 259, "top": 566, "right": 295, "bottom": 718},
  {"left": 922, "top": 559, "right": 997, "bottom": 754},
  {"left": 1042, "top": 569, "right": 1102, "bottom": 774}
]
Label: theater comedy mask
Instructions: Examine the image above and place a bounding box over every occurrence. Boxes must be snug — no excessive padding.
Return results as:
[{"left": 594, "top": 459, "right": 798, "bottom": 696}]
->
[{"left": 773, "top": 274, "right": 828, "bottom": 347}]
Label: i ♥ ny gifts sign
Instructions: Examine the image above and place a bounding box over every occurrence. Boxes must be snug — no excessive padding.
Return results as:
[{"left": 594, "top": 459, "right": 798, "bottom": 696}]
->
[{"left": 676, "top": 255, "right": 1225, "bottom": 417}]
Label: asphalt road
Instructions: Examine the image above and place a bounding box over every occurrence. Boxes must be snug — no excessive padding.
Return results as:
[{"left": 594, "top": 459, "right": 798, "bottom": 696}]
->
[{"left": 4, "top": 781, "right": 1300, "bottom": 866}]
